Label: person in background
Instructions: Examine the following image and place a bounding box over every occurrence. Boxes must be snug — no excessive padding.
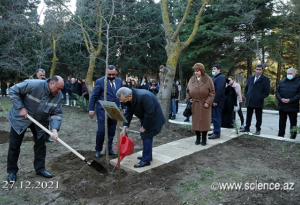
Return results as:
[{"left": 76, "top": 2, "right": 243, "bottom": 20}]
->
[
  {"left": 137, "top": 75, "right": 149, "bottom": 90},
  {"left": 148, "top": 79, "right": 159, "bottom": 96},
  {"left": 35, "top": 69, "right": 54, "bottom": 143},
  {"left": 118, "top": 87, "right": 166, "bottom": 168},
  {"left": 228, "top": 76, "right": 244, "bottom": 128},
  {"left": 169, "top": 82, "right": 179, "bottom": 120},
  {"left": 275, "top": 68, "right": 300, "bottom": 139},
  {"left": 241, "top": 64, "right": 270, "bottom": 135},
  {"left": 131, "top": 79, "right": 138, "bottom": 88},
  {"left": 122, "top": 80, "right": 128, "bottom": 87},
  {"left": 68, "top": 78, "right": 77, "bottom": 105},
  {"left": 6, "top": 76, "right": 64, "bottom": 183},
  {"left": 221, "top": 79, "right": 237, "bottom": 128},
  {"left": 1, "top": 81, "right": 7, "bottom": 97},
  {"left": 175, "top": 80, "right": 181, "bottom": 114},
  {"left": 61, "top": 77, "right": 68, "bottom": 104},
  {"left": 36, "top": 69, "right": 46, "bottom": 79},
  {"left": 208, "top": 64, "right": 226, "bottom": 139},
  {"left": 126, "top": 78, "right": 132, "bottom": 88},
  {"left": 89, "top": 65, "right": 125, "bottom": 158},
  {"left": 186, "top": 63, "right": 215, "bottom": 146},
  {"left": 81, "top": 78, "right": 89, "bottom": 101},
  {"left": 183, "top": 85, "right": 190, "bottom": 122},
  {"left": 76, "top": 78, "right": 83, "bottom": 97}
]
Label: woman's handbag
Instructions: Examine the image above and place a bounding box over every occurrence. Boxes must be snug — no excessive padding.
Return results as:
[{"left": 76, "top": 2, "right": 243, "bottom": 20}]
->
[
  {"left": 234, "top": 99, "right": 240, "bottom": 112},
  {"left": 183, "top": 100, "right": 192, "bottom": 117}
]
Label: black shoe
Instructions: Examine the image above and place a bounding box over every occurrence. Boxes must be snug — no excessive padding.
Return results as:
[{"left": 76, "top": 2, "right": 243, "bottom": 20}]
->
[
  {"left": 208, "top": 132, "right": 214, "bottom": 136},
  {"left": 208, "top": 134, "right": 220, "bottom": 139},
  {"left": 184, "top": 119, "right": 189, "bottom": 122},
  {"left": 255, "top": 131, "right": 260, "bottom": 135},
  {"left": 36, "top": 170, "right": 53, "bottom": 178},
  {"left": 137, "top": 156, "right": 153, "bottom": 161},
  {"left": 46, "top": 137, "right": 54, "bottom": 142},
  {"left": 134, "top": 161, "right": 150, "bottom": 168},
  {"left": 169, "top": 114, "right": 172, "bottom": 119},
  {"left": 109, "top": 151, "right": 118, "bottom": 155},
  {"left": 7, "top": 173, "right": 16, "bottom": 183},
  {"left": 95, "top": 151, "right": 101, "bottom": 158},
  {"left": 201, "top": 141, "right": 206, "bottom": 146},
  {"left": 195, "top": 136, "right": 200, "bottom": 145},
  {"left": 240, "top": 129, "right": 250, "bottom": 133}
]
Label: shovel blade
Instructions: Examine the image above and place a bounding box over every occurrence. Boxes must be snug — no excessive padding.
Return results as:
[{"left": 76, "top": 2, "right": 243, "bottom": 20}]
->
[{"left": 90, "top": 160, "right": 107, "bottom": 174}]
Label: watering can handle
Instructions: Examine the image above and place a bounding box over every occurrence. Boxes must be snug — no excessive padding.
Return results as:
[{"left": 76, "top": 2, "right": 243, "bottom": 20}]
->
[{"left": 121, "top": 132, "right": 128, "bottom": 138}]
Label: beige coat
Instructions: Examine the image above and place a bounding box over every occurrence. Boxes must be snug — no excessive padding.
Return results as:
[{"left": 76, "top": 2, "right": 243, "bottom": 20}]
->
[{"left": 186, "top": 74, "right": 215, "bottom": 131}]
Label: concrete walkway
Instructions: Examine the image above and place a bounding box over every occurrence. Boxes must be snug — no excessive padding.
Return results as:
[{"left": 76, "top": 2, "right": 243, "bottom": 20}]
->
[{"left": 111, "top": 103, "right": 300, "bottom": 173}]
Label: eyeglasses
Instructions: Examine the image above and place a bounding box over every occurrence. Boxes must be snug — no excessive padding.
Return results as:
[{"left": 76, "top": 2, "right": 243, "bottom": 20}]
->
[{"left": 108, "top": 74, "right": 116, "bottom": 76}]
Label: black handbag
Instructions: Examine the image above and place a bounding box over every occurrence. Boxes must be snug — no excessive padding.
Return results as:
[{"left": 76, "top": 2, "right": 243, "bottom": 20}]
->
[{"left": 183, "top": 100, "right": 192, "bottom": 117}]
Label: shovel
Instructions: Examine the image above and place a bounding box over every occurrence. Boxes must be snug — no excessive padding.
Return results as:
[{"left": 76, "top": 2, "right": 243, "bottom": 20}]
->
[{"left": 27, "top": 115, "right": 106, "bottom": 174}]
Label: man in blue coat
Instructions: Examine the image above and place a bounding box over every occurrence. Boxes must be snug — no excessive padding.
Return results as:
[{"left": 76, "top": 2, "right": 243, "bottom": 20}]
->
[
  {"left": 208, "top": 64, "right": 226, "bottom": 139},
  {"left": 89, "top": 65, "right": 125, "bottom": 158},
  {"left": 117, "top": 87, "right": 166, "bottom": 168},
  {"left": 241, "top": 64, "right": 270, "bottom": 135}
]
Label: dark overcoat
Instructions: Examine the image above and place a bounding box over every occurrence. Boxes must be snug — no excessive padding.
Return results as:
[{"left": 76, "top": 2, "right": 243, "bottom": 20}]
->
[
  {"left": 213, "top": 73, "right": 226, "bottom": 108},
  {"left": 186, "top": 74, "right": 215, "bottom": 131},
  {"left": 244, "top": 74, "right": 270, "bottom": 108},
  {"left": 123, "top": 89, "right": 166, "bottom": 140},
  {"left": 275, "top": 75, "right": 300, "bottom": 112},
  {"left": 222, "top": 85, "right": 237, "bottom": 128}
]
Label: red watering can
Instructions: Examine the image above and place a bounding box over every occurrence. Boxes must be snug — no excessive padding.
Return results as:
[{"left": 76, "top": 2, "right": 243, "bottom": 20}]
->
[{"left": 114, "top": 133, "right": 135, "bottom": 168}]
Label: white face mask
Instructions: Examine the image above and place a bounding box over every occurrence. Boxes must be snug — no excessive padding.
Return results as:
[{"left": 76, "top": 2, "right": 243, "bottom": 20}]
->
[
  {"left": 212, "top": 71, "right": 216, "bottom": 76},
  {"left": 287, "top": 75, "right": 293, "bottom": 80}
]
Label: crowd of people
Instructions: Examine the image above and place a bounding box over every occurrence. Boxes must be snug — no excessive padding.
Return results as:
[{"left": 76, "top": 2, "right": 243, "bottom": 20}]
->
[{"left": 4, "top": 64, "right": 300, "bottom": 183}]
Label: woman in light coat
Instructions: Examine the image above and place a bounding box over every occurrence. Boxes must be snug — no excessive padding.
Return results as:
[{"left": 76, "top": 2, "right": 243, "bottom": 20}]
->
[{"left": 185, "top": 63, "right": 215, "bottom": 145}]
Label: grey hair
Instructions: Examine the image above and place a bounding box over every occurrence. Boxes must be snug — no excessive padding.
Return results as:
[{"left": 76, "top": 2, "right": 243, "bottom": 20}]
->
[
  {"left": 287, "top": 67, "right": 296, "bottom": 74},
  {"left": 36, "top": 68, "right": 45, "bottom": 74},
  {"left": 116, "top": 87, "right": 132, "bottom": 98}
]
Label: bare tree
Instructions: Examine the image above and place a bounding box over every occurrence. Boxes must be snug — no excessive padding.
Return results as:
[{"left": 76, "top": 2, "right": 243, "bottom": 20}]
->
[{"left": 158, "top": 0, "right": 211, "bottom": 124}]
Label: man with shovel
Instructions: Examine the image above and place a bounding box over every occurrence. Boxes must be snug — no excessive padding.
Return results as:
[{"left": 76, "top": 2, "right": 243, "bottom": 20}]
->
[
  {"left": 117, "top": 87, "right": 166, "bottom": 168},
  {"left": 6, "top": 76, "right": 64, "bottom": 183}
]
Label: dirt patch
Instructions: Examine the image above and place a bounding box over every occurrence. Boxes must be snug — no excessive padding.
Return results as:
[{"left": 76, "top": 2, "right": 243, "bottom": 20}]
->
[
  {"left": 0, "top": 98, "right": 299, "bottom": 204},
  {"left": 0, "top": 130, "right": 9, "bottom": 144}
]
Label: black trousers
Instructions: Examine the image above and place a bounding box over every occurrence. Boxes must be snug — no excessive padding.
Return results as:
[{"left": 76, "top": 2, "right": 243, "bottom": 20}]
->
[
  {"left": 245, "top": 107, "right": 262, "bottom": 131},
  {"left": 7, "top": 124, "right": 46, "bottom": 174},
  {"left": 278, "top": 110, "right": 297, "bottom": 138},
  {"left": 233, "top": 102, "right": 244, "bottom": 125}
]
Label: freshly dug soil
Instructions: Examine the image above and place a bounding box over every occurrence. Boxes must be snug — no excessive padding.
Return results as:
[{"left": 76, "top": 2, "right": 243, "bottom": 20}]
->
[{"left": 0, "top": 102, "right": 299, "bottom": 205}]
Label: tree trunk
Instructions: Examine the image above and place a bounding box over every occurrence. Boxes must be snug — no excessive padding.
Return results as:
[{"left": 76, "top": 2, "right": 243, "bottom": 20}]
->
[
  {"left": 298, "top": 37, "right": 300, "bottom": 74},
  {"left": 157, "top": 43, "right": 181, "bottom": 127},
  {"left": 275, "top": 62, "right": 282, "bottom": 92},
  {"left": 247, "top": 56, "right": 252, "bottom": 79},
  {"left": 49, "top": 51, "right": 58, "bottom": 77},
  {"left": 85, "top": 53, "right": 97, "bottom": 96}
]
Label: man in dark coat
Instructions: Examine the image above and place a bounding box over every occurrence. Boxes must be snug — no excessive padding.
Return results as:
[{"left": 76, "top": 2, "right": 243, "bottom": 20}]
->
[
  {"left": 117, "top": 87, "right": 166, "bottom": 168},
  {"left": 275, "top": 68, "right": 300, "bottom": 139},
  {"left": 209, "top": 64, "right": 226, "bottom": 139},
  {"left": 241, "top": 64, "right": 270, "bottom": 135},
  {"left": 89, "top": 65, "right": 125, "bottom": 158}
]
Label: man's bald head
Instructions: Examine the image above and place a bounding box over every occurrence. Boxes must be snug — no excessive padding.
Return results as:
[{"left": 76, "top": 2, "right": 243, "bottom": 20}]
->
[{"left": 48, "top": 75, "right": 64, "bottom": 95}]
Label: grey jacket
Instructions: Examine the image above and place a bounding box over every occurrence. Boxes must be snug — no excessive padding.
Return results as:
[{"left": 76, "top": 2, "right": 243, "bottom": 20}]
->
[{"left": 8, "top": 79, "right": 63, "bottom": 138}]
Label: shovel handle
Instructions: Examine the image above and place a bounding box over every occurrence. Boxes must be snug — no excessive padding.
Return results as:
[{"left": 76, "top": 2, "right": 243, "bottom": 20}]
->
[{"left": 27, "top": 115, "right": 85, "bottom": 161}]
